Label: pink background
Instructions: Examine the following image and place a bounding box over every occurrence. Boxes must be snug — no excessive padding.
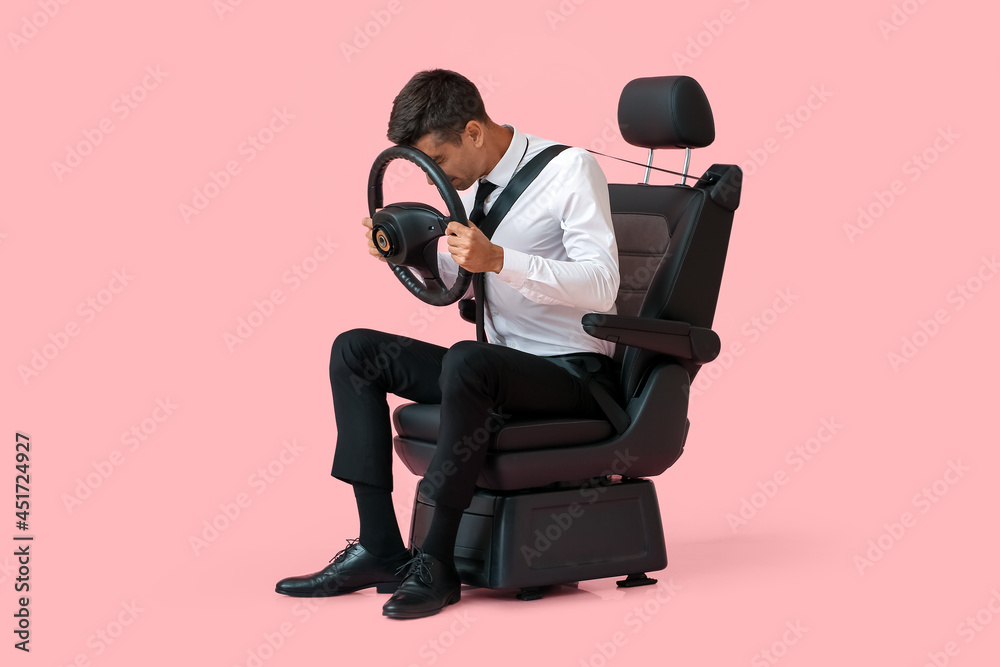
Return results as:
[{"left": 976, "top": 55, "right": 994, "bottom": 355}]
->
[{"left": 3, "top": 1, "right": 999, "bottom": 665}]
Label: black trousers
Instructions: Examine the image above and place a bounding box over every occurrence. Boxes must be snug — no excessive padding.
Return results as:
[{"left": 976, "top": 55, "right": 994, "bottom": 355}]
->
[{"left": 329, "top": 328, "right": 618, "bottom": 511}]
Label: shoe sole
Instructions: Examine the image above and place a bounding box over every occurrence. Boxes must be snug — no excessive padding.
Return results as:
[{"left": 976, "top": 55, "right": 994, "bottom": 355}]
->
[
  {"left": 275, "top": 580, "right": 401, "bottom": 597},
  {"left": 382, "top": 590, "right": 461, "bottom": 619}
]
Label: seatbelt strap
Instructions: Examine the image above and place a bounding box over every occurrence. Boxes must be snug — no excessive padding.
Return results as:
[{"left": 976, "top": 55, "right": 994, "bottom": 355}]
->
[
  {"left": 543, "top": 354, "right": 632, "bottom": 435},
  {"left": 475, "top": 144, "right": 570, "bottom": 240},
  {"left": 459, "top": 144, "right": 569, "bottom": 329},
  {"left": 586, "top": 148, "right": 718, "bottom": 184},
  {"left": 588, "top": 379, "right": 631, "bottom": 434}
]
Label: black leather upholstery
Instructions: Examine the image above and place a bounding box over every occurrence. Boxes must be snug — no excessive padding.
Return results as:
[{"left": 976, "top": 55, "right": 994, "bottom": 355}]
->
[
  {"left": 608, "top": 165, "right": 737, "bottom": 396},
  {"left": 618, "top": 75, "right": 715, "bottom": 149}
]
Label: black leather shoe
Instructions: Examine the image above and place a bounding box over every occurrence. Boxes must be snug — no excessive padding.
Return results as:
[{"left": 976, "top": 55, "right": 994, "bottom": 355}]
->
[
  {"left": 275, "top": 538, "right": 411, "bottom": 597},
  {"left": 382, "top": 550, "right": 461, "bottom": 619}
]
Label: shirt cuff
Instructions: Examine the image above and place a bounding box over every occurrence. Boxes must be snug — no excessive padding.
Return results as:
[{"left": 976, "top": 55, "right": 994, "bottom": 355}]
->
[{"left": 495, "top": 246, "right": 529, "bottom": 289}]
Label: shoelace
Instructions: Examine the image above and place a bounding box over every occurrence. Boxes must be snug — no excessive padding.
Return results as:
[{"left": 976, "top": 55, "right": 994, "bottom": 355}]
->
[
  {"left": 327, "top": 537, "right": 360, "bottom": 568},
  {"left": 395, "top": 549, "right": 434, "bottom": 585}
]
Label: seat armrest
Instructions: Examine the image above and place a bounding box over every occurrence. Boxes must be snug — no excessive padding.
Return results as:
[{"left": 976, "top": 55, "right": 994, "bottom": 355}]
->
[{"left": 581, "top": 313, "right": 720, "bottom": 363}]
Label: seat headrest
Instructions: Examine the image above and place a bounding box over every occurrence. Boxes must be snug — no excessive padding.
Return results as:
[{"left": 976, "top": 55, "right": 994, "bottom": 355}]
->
[{"left": 618, "top": 75, "right": 715, "bottom": 150}]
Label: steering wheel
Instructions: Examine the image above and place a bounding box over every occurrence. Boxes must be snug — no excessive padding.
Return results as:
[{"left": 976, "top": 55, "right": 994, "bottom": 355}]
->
[{"left": 367, "top": 145, "right": 472, "bottom": 306}]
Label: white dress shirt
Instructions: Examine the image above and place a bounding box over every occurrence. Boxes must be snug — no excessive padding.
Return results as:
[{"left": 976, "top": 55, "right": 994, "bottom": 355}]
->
[{"left": 437, "top": 125, "right": 620, "bottom": 357}]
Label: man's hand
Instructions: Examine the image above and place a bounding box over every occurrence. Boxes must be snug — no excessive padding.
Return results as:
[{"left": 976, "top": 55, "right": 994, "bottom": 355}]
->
[
  {"left": 445, "top": 220, "right": 504, "bottom": 273},
  {"left": 362, "top": 215, "right": 387, "bottom": 263}
]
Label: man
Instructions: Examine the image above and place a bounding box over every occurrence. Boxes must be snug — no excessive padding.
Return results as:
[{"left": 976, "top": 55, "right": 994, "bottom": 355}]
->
[{"left": 275, "top": 69, "right": 621, "bottom": 619}]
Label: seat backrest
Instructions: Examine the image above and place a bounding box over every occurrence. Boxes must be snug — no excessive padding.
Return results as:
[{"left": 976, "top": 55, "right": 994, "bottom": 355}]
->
[{"left": 606, "top": 76, "right": 742, "bottom": 400}]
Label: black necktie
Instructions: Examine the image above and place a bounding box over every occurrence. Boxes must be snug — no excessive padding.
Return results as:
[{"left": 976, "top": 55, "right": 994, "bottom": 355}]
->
[{"left": 469, "top": 180, "right": 498, "bottom": 343}]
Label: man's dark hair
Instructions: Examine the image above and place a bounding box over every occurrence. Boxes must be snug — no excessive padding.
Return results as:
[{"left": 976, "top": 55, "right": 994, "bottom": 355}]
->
[{"left": 387, "top": 69, "right": 488, "bottom": 146}]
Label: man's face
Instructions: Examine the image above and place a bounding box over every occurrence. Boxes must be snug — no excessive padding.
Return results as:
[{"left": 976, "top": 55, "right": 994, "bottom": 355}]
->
[{"left": 412, "top": 123, "right": 484, "bottom": 192}]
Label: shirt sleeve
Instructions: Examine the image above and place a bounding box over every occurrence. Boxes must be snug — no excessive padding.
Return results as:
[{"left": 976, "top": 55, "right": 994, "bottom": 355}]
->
[
  {"left": 436, "top": 251, "right": 474, "bottom": 300},
  {"left": 494, "top": 151, "right": 620, "bottom": 313}
]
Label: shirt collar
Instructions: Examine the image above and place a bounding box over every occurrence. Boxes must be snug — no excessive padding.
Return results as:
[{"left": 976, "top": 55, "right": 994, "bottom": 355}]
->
[{"left": 482, "top": 125, "right": 528, "bottom": 189}]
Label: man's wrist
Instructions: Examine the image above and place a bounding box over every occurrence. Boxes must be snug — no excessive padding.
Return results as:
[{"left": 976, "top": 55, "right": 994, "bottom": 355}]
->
[{"left": 491, "top": 245, "right": 504, "bottom": 273}]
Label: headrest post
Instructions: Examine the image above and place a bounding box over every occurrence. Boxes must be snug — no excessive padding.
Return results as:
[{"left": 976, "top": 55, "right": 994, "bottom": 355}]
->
[
  {"left": 681, "top": 147, "right": 691, "bottom": 186},
  {"left": 642, "top": 148, "right": 653, "bottom": 185}
]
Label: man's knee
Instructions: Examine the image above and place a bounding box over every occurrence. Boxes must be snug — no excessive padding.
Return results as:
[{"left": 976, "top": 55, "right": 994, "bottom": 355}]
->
[
  {"left": 331, "top": 328, "right": 364, "bottom": 373},
  {"left": 441, "top": 341, "right": 494, "bottom": 391},
  {"left": 331, "top": 327, "right": 390, "bottom": 371}
]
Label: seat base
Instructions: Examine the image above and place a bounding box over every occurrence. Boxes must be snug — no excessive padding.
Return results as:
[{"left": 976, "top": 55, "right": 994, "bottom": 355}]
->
[{"left": 409, "top": 477, "right": 667, "bottom": 591}]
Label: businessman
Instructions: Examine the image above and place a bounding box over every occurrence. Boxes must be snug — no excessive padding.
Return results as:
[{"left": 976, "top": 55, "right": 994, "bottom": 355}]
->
[{"left": 275, "top": 69, "right": 621, "bottom": 619}]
